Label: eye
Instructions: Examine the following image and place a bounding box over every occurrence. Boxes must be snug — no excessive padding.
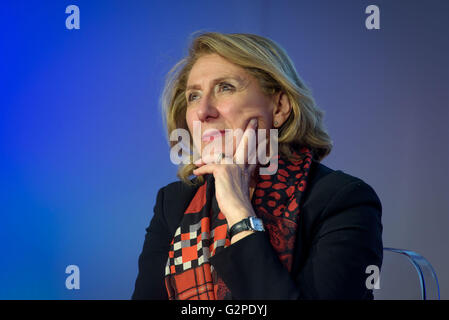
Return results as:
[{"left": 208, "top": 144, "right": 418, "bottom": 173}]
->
[
  {"left": 217, "top": 82, "right": 235, "bottom": 92},
  {"left": 187, "top": 82, "right": 235, "bottom": 103},
  {"left": 187, "top": 92, "right": 200, "bottom": 102}
]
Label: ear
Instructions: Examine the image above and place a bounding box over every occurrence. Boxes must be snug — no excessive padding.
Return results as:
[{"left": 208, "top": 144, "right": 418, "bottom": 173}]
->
[{"left": 272, "top": 91, "right": 292, "bottom": 128}]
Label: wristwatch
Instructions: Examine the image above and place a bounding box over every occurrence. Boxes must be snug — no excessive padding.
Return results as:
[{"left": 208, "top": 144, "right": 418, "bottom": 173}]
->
[{"left": 229, "top": 216, "right": 265, "bottom": 239}]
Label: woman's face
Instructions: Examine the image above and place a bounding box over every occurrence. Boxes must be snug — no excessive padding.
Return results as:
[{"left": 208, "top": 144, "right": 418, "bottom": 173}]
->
[{"left": 185, "top": 53, "right": 276, "bottom": 157}]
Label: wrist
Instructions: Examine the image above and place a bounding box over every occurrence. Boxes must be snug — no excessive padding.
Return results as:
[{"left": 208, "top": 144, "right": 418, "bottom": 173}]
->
[
  {"left": 229, "top": 216, "right": 265, "bottom": 242},
  {"left": 230, "top": 230, "right": 255, "bottom": 244},
  {"left": 227, "top": 210, "right": 255, "bottom": 230}
]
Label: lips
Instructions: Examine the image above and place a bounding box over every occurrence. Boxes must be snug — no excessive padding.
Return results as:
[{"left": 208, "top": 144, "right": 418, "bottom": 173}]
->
[{"left": 202, "top": 129, "right": 226, "bottom": 142}]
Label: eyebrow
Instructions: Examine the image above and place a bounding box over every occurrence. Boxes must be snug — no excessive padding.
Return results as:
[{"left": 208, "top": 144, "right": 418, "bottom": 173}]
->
[{"left": 186, "top": 75, "right": 246, "bottom": 92}]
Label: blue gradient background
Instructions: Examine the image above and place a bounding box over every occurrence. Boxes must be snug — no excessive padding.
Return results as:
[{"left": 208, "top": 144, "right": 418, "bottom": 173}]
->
[{"left": 0, "top": 0, "right": 448, "bottom": 299}]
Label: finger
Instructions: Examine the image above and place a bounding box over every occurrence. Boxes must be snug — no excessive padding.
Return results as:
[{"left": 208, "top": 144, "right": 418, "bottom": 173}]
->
[
  {"left": 194, "top": 157, "right": 206, "bottom": 167},
  {"left": 192, "top": 164, "right": 217, "bottom": 176},
  {"left": 214, "top": 152, "right": 234, "bottom": 164},
  {"left": 221, "top": 154, "right": 234, "bottom": 165},
  {"left": 256, "top": 132, "right": 269, "bottom": 163},
  {"left": 242, "top": 118, "right": 258, "bottom": 167},
  {"left": 196, "top": 152, "right": 222, "bottom": 166},
  {"left": 247, "top": 126, "right": 258, "bottom": 166},
  {"left": 234, "top": 118, "right": 258, "bottom": 166}
]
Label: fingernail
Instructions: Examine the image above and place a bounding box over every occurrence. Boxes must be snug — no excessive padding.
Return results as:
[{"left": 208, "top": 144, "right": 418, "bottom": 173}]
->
[{"left": 250, "top": 118, "right": 258, "bottom": 127}]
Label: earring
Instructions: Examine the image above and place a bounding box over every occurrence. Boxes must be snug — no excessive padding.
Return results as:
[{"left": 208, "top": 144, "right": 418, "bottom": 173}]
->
[{"left": 274, "top": 120, "right": 278, "bottom": 127}]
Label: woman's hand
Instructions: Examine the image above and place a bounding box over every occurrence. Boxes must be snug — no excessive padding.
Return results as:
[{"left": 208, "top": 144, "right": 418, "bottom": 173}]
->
[{"left": 192, "top": 118, "right": 260, "bottom": 242}]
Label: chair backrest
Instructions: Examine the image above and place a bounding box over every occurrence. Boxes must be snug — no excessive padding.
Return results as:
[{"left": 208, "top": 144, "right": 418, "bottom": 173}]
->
[{"left": 373, "top": 247, "right": 440, "bottom": 300}]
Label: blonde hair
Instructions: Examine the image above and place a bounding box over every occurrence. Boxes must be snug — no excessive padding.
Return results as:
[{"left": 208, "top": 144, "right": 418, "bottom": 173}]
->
[{"left": 161, "top": 32, "right": 333, "bottom": 185}]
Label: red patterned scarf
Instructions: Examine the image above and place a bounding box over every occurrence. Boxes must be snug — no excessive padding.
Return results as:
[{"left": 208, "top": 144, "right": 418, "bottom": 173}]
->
[{"left": 164, "top": 147, "right": 313, "bottom": 299}]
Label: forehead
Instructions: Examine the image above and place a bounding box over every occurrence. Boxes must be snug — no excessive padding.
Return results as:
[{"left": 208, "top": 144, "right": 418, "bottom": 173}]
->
[{"left": 187, "top": 53, "right": 246, "bottom": 84}]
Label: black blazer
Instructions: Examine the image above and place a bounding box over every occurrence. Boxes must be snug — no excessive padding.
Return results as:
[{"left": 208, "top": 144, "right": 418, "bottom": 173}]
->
[{"left": 132, "top": 159, "right": 383, "bottom": 300}]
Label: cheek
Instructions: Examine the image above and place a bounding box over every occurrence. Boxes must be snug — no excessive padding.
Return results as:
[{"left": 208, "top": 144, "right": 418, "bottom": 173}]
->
[
  {"left": 185, "top": 109, "right": 202, "bottom": 150},
  {"left": 185, "top": 108, "right": 195, "bottom": 132},
  {"left": 225, "top": 100, "right": 273, "bottom": 129},
  {"left": 219, "top": 101, "right": 242, "bottom": 117},
  {"left": 250, "top": 96, "right": 275, "bottom": 129},
  {"left": 220, "top": 99, "right": 270, "bottom": 124}
]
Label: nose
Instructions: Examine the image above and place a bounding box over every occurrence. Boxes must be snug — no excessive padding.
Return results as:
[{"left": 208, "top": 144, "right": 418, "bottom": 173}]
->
[{"left": 196, "top": 94, "right": 219, "bottom": 122}]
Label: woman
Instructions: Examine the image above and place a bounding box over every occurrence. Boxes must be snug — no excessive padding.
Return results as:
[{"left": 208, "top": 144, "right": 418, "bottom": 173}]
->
[{"left": 132, "top": 32, "right": 383, "bottom": 300}]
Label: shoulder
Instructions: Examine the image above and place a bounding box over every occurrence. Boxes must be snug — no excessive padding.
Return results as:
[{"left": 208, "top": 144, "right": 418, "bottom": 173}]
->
[
  {"left": 154, "top": 177, "right": 202, "bottom": 236},
  {"left": 159, "top": 178, "right": 200, "bottom": 197},
  {"left": 302, "top": 159, "right": 382, "bottom": 222}
]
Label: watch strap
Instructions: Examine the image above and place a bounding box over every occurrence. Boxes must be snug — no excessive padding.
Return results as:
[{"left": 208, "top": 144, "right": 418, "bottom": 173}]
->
[
  {"left": 229, "top": 219, "right": 251, "bottom": 239},
  {"left": 229, "top": 217, "right": 264, "bottom": 239}
]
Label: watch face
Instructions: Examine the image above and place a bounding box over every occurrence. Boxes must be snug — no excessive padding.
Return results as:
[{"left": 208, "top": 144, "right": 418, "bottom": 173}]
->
[{"left": 249, "top": 217, "right": 265, "bottom": 231}]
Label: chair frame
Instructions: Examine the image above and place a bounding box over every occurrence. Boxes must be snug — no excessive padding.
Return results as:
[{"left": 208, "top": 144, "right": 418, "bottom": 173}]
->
[{"left": 383, "top": 247, "right": 440, "bottom": 300}]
